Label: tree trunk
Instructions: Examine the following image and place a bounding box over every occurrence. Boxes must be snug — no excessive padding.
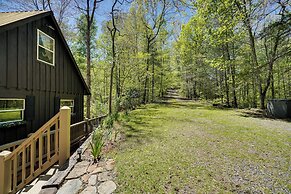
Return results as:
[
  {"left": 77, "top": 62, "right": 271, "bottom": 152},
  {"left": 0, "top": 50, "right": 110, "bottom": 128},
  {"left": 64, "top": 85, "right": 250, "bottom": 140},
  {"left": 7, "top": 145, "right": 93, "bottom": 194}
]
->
[
  {"left": 86, "top": 21, "right": 91, "bottom": 118},
  {"left": 226, "top": 42, "right": 238, "bottom": 108},
  {"left": 252, "top": 77, "right": 257, "bottom": 108},
  {"left": 219, "top": 70, "right": 224, "bottom": 104},
  {"left": 244, "top": 11, "right": 261, "bottom": 108},
  {"left": 115, "top": 56, "right": 120, "bottom": 99},
  {"left": 160, "top": 72, "right": 163, "bottom": 97},
  {"left": 259, "top": 90, "right": 266, "bottom": 109},
  {"left": 109, "top": 29, "right": 116, "bottom": 115},
  {"left": 109, "top": 64, "right": 114, "bottom": 115},
  {"left": 143, "top": 42, "right": 150, "bottom": 104},
  {"left": 271, "top": 73, "right": 275, "bottom": 99},
  {"left": 230, "top": 64, "right": 238, "bottom": 108},
  {"left": 193, "top": 81, "right": 197, "bottom": 98},
  {"left": 151, "top": 61, "right": 155, "bottom": 102},
  {"left": 224, "top": 68, "right": 230, "bottom": 107}
]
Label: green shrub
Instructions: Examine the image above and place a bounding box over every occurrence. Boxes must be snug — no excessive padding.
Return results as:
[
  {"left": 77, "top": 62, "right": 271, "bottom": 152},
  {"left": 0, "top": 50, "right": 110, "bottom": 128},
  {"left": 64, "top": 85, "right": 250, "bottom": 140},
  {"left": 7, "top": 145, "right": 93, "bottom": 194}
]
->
[
  {"left": 90, "top": 129, "right": 104, "bottom": 163},
  {"left": 112, "top": 111, "right": 119, "bottom": 121},
  {"left": 103, "top": 115, "right": 114, "bottom": 129}
]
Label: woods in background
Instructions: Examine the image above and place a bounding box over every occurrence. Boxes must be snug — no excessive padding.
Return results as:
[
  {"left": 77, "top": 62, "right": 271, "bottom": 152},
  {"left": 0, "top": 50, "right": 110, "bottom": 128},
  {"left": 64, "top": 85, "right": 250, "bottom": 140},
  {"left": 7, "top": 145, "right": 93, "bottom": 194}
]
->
[
  {"left": 175, "top": 0, "right": 290, "bottom": 109},
  {"left": 1, "top": 0, "right": 290, "bottom": 115}
]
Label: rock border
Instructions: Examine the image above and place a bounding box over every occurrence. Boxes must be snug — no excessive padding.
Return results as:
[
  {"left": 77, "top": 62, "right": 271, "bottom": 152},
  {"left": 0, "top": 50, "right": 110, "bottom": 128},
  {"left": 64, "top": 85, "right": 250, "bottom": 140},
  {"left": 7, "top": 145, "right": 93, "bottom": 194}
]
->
[
  {"left": 39, "top": 132, "right": 118, "bottom": 194},
  {"left": 39, "top": 134, "right": 93, "bottom": 194}
]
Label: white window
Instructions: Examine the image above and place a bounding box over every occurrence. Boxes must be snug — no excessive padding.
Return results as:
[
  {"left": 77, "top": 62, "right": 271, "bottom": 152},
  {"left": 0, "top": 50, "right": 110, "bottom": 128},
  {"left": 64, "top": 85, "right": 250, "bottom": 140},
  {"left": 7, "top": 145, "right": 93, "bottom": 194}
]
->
[
  {"left": 0, "top": 99, "right": 25, "bottom": 123},
  {"left": 37, "top": 29, "right": 55, "bottom": 66},
  {"left": 60, "top": 99, "right": 74, "bottom": 113}
]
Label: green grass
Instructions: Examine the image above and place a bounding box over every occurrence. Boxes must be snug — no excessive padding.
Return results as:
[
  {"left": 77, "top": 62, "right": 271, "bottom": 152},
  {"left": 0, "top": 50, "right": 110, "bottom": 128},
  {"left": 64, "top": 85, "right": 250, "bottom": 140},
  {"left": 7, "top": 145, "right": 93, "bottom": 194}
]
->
[{"left": 108, "top": 100, "right": 291, "bottom": 193}]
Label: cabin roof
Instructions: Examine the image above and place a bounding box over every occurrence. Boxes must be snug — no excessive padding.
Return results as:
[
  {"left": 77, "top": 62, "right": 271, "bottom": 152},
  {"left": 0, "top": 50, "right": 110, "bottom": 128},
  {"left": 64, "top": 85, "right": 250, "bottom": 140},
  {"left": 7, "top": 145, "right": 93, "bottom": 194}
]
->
[
  {"left": 0, "top": 11, "right": 49, "bottom": 26},
  {"left": 0, "top": 11, "right": 90, "bottom": 95}
]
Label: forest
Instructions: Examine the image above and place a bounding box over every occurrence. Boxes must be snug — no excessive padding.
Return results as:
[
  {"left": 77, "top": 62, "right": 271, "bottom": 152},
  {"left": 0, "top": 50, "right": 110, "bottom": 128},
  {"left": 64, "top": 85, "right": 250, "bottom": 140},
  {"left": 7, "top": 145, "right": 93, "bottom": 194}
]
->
[{"left": 1, "top": 0, "right": 290, "bottom": 117}]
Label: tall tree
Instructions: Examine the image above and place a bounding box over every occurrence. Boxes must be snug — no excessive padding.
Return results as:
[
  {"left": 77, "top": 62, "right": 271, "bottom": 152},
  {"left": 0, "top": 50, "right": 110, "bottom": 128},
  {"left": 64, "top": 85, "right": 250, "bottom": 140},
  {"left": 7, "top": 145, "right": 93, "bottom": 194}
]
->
[
  {"left": 75, "top": 0, "right": 104, "bottom": 118},
  {"left": 234, "top": 0, "right": 290, "bottom": 109},
  {"left": 139, "top": 0, "right": 168, "bottom": 103},
  {"left": 107, "top": 0, "right": 120, "bottom": 115}
]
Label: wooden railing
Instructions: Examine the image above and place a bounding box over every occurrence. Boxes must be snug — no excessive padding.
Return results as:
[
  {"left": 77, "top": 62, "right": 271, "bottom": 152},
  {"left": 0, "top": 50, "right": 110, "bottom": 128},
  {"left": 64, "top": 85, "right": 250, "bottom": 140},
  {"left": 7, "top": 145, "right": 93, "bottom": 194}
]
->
[
  {"left": 0, "top": 107, "right": 71, "bottom": 194},
  {"left": 0, "top": 138, "right": 26, "bottom": 153},
  {"left": 0, "top": 110, "right": 107, "bottom": 194},
  {"left": 0, "top": 115, "right": 106, "bottom": 153},
  {"left": 70, "top": 115, "right": 107, "bottom": 145}
]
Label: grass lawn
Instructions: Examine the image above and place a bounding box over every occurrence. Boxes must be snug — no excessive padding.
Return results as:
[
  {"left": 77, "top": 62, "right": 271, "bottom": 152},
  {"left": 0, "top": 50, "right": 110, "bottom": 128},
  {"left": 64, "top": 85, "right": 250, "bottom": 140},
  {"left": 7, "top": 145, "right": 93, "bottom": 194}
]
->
[{"left": 108, "top": 100, "right": 291, "bottom": 193}]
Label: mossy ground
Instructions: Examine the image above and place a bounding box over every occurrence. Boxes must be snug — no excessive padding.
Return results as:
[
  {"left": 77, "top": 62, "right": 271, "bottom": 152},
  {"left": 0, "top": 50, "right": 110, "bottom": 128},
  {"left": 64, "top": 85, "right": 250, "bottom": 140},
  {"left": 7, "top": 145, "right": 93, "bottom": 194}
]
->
[{"left": 107, "top": 100, "right": 291, "bottom": 193}]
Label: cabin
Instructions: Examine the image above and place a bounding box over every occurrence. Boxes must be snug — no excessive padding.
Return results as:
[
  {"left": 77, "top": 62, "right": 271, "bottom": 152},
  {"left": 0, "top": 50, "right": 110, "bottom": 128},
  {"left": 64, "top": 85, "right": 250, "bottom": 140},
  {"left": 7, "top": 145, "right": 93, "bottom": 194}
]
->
[{"left": 0, "top": 11, "right": 90, "bottom": 146}]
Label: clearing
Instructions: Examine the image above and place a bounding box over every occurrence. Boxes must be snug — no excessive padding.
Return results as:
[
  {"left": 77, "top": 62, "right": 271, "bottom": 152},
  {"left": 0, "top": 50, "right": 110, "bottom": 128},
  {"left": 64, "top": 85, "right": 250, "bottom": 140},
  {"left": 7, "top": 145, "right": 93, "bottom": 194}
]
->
[{"left": 108, "top": 100, "right": 291, "bottom": 193}]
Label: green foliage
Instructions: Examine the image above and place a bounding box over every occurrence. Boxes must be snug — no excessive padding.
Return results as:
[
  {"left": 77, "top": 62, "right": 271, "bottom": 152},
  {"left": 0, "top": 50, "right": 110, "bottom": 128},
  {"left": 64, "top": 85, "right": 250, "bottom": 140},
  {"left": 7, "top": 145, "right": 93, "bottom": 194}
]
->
[
  {"left": 67, "top": 0, "right": 290, "bottom": 114},
  {"left": 174, "top": 0, "right": 290, "bottom": 108},
  {"left": 90, "top": 129, "right": 104, "bottom": 162},
  {"left": 103, "top": 115, "right": 115, "bottom": 129}
]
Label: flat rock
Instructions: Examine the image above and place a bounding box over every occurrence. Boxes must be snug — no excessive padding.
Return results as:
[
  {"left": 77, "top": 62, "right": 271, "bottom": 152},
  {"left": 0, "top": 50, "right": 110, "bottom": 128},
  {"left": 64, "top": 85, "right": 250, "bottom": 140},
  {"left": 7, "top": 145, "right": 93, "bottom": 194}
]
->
[
  {"left": 98, "top": 172, "right": 113, "bottom": 182},
  {"left": 89, "top": 175, "right": 97, "bottom": 186},
  {"left": 56, "top": 179, "right": 82, "bottom": 194},
  {"left": 66, "top": 161, "right": 90, "bottom": 179},
  {"left": 87, "top": 164, "right": 98, "bottom": 173},
  {"left": 80, "top": 186, "right": 97, "bottom": 194},
  {"left": 75, "top": 160, "right": 91, "bottom": 168},
  {"left": 81, "top": 174, "right": 90, "bottom": 183},
  {"left": 97, "top": 161, "right": 106, "bottom": 167},
  {"left": 39, "top": 187, "right": 58, "bottom": 194},
  {"left": 91, "top": 167, "right": 105, "bottom": 175},
  {"left": 105, "top": 159, "right": 115, "bottom": 171},
  {"left": 97, "top": 181, "right": 116, "bottom": 194}
]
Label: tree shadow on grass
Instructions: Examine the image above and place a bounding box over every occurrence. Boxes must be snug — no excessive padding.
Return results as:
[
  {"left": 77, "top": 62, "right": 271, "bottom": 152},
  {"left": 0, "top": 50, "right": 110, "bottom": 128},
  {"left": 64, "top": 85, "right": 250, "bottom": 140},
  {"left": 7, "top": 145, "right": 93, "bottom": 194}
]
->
[
  {"left": 120, "top": 112, "right": 164, "bottom": 145},
  {"left": 202, "top": 104, "right": 237, "bottom": 111},
  {"left": 238, "top": 109, "right": 291, "bottom": 122},
  {"left": 162, "top": 96, "right": 190, "bottom": 101},
  {"left": 121, "top": 123, "right": 157, "bottom": 145},
  {"left": 151, "top": 100, "right": 205, "bottom": 110},
  {"left": 239, "top": 109, "right": 267, "bottom": 119}
]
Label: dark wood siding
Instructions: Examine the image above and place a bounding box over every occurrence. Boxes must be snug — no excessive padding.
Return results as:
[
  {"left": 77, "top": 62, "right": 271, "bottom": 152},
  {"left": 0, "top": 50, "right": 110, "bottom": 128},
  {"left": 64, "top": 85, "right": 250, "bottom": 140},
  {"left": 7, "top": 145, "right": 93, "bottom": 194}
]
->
[
  {"left": 0, "top": 17, "right": 87, "bottom": 145},
  {"left": 0, "top": 31, "right": 7, "bottom": 87}
]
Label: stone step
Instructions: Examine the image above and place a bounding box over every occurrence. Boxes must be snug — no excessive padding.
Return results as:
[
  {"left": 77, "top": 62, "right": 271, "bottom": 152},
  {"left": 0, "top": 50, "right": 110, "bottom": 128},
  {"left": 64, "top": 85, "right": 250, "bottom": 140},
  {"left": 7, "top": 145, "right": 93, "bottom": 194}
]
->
[{"left": 17, "top": 165, "right": 59, "bottom": 194}]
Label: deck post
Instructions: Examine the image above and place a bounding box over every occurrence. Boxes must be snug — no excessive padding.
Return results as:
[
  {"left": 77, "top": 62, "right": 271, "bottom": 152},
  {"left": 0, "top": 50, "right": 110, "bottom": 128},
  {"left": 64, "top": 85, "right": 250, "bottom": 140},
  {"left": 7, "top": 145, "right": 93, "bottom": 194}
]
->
[
  {"left": 0, "top": 150, "right": 12, "bottom": 194},
  {"left": 85, "top": 118, "right": 89, "bottom": 135},
  {"left": 59, "top": 106, "right": 71, "bottom": 166}
]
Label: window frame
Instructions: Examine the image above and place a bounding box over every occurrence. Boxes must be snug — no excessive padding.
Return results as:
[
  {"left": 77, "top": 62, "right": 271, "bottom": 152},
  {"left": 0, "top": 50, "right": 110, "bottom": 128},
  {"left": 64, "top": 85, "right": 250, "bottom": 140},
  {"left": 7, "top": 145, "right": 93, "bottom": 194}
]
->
[
  {"left": 37, "top": 29, "right": 55, "bottom": 66},
  {"left": 60, "top": 99, "right": 75, "bottom": 113},
  {"left": 0, "top": 98, "right": 25, "bottom": 123}
]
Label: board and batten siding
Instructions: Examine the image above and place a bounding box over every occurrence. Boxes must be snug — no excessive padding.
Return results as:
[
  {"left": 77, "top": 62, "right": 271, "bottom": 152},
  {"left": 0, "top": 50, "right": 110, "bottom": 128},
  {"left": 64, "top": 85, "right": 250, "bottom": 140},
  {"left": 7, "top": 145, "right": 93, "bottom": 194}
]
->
[{"left": 0, "top": 16, "right": 85, "bottom": 145}]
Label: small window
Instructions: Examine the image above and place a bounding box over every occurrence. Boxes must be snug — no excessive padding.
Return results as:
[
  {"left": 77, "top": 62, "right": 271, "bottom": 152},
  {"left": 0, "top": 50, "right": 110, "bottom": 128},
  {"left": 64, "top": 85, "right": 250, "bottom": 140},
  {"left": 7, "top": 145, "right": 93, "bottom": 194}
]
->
[
  {"left": 0, "top": 99, "right": 25, "bottom": 123},
  {"left": 37, "top": 29, "right": 55, "bottom": 66},
  {"left": 60, "top": 99, "right": 74, "bottom": 113}
]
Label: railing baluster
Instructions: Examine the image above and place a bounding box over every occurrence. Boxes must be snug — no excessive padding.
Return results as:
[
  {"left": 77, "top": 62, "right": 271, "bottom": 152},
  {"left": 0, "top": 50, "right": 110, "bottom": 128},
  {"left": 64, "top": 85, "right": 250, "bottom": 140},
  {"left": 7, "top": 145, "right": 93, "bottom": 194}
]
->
[
  {"left": 22, "top": 148, "right": 26, "bottom": 183},
  {"left": 47, "top": 128, "right": 51, "bottom": 162},
  {"left": 39, "top": 136, "right": 43, "bottom": 167},
  {"left": 13, "top": 155, "right": 17, "bottom": 190},
  {"left": 44, "top": 134, "right": 46, "bottom": 156},
  {"left": 30, "top": 140, "right": 35, "bottom": 176},
  {"left": 55, "top": 121, "right": 59, "bottom": 155}
]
